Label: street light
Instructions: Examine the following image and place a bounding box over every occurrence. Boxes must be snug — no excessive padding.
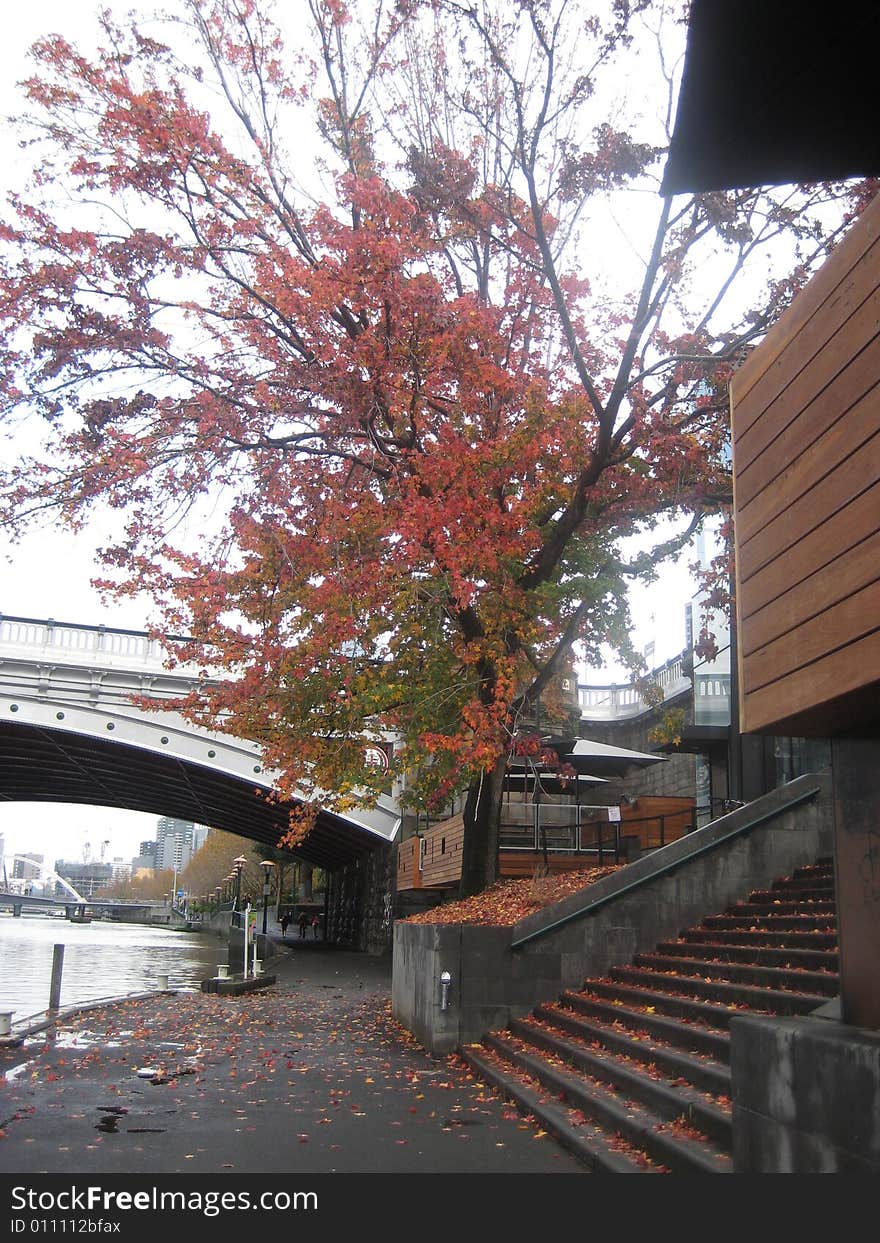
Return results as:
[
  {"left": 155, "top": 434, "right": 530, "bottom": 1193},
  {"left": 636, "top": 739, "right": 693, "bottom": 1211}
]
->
[
  {"left": 232, "top": 856, "right": 247, "bottom": 912},
  {"left": 260, "top": 860, "right": 276, "bottom": 935}
]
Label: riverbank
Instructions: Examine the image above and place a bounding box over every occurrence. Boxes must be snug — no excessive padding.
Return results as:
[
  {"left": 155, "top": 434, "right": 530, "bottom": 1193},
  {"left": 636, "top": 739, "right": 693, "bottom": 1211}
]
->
[
  {"left": 0, "top": 913, "right": 224, "bottom": 1026},
  {"left": 0, "top": 937, "right": 585, "bottom": 1175}
]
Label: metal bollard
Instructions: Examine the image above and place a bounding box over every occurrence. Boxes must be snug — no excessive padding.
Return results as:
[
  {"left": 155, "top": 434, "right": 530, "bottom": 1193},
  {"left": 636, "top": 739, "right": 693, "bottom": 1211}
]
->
[
  {"left": 48, "top": 944, "right": 65, "bottom": 1013},
  {"left": 216, "top": 964, "right": 229, "bottom": 979},
  {"left": 0, "top": 1011, "right": 13, "bottom": 1037},
  {"left": 156, "top": 974, "right": 169, "bottom": 991}
]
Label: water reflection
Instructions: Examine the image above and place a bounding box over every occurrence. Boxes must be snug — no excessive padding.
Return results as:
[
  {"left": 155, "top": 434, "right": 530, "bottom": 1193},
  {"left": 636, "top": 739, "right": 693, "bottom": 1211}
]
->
[{"left": 0, "top": 912, "right": 224, "bottom": 1025}]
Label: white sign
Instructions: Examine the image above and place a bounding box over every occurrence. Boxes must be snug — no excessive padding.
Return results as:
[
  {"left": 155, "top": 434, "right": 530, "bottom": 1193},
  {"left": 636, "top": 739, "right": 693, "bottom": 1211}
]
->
[
  {"left": 607, "top": 806, "right": 622, "bottom": 822},
  {"left": 364, "top": 745, "right": 389, "bottom": 771}
]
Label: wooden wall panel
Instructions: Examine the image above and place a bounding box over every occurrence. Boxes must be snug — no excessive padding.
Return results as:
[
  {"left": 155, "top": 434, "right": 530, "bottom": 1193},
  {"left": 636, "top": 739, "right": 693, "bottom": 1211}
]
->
[
  {"left": 741, "top": 529, "right": 880, "bottom": 656},
  {"left": 736, "top": 425, "right": 880, "bottom": 578},
  {"left": 738, "top": 480, "right": 880, "bottom": 622},
  {"left": 734, "top": 301, "right": 880, "bottom": 496},
  {"left": 734, "top": 200, "right": 880, "bottom": 427},
  {"left": 736, "top": 384, "right": 880, "bottom": 546},
  {"left": 396, "top": 836, "right": 421, "bottom": 891},
  {"left": 732, "top": 193, "right": 880, "bottom": 736},
  {"left": 420, "top": 813, "right": 464, "bottom": 888}
]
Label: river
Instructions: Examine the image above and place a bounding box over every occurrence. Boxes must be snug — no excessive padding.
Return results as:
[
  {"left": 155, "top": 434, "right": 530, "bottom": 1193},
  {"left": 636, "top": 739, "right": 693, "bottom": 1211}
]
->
[{"left": 0, "top": 912, "right": 225, "bottom": 1028}]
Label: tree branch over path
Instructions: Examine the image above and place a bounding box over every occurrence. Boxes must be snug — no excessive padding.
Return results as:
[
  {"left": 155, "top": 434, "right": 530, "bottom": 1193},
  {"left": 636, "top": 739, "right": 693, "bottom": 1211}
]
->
[{"left": 0, "top": 0, "right": 871, "bottom": 893}]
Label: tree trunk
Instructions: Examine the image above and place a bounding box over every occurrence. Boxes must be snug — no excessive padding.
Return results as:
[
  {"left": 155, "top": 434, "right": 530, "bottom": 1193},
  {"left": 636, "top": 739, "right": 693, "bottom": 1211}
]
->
[{"left": 458, "top": 754, "right": 507, "bottom": 897}]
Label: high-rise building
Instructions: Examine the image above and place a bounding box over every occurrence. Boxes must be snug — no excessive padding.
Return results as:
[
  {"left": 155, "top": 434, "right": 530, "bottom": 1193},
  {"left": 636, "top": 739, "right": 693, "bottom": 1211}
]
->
[
  {"left": 155, "top": 817, "right": 195, "bottom": 871},
  {"left": 110, "top": 857, "right": 131, "bottom": 885},
  {"left": 12, "top": 853, "right": 43, "bottom": 881},
  {"left": 54, "top": 859, "right": 112, "bottom": 898},
  {"left": 132, "top": 839, "right": 157, "bottom": 872},
  {"left": 191, "top": 824, "right": 210, "bottom": 854}
]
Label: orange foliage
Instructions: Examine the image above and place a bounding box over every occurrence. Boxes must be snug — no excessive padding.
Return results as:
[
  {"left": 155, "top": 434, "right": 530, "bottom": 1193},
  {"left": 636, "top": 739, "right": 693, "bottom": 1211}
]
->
[{"left": 403, "top": 866, "right": 619, "bottom": 926}]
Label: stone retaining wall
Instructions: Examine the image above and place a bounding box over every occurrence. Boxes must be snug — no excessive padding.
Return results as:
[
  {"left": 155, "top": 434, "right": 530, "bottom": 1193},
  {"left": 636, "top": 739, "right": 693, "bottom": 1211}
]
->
[{"left": 392, "top": 773, "right": 833, "bottom": 1055}]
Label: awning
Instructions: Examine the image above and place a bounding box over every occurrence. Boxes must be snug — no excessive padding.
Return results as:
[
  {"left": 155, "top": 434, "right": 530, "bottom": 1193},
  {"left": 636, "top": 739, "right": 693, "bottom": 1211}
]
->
[
  {"left": 566, "top": 738, "right": 666, "bottom": 776},
  {"left": 504, "top": 767, "right": 609, "bottom": 796},
  {"left": 661, "top": 0, "right": 880, "bottom": 194}
]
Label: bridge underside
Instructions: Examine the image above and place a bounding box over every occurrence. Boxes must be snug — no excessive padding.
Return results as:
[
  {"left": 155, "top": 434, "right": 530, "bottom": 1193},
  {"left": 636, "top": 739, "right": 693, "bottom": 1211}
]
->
[{"left": 0, "top": 721, "right": 388, "bottom": 872}]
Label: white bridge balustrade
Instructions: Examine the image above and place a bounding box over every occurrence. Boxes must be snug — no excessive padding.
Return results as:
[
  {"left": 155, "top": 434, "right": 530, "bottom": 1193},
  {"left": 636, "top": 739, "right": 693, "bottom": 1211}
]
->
[
  {"left": 0, "top": 613, "right": 401, "bottom": 859},
  {"left": 578, "top": 652, "right": 692, "bottom": 721}
]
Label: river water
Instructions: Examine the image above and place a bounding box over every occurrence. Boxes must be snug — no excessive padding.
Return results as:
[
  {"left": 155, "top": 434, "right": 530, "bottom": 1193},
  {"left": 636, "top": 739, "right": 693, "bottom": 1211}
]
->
[{"left": 0, "top": 912, "right": 225, "bottom": 1028}]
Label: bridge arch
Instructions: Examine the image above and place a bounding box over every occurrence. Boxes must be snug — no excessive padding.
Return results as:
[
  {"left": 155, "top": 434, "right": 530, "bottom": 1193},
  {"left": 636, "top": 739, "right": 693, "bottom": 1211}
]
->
[
  {"left": 1, "top": 852, "right": 86, "bottom": 903},
  {"left": 0, "top": 614, "right": 401, "bottom": 870}
]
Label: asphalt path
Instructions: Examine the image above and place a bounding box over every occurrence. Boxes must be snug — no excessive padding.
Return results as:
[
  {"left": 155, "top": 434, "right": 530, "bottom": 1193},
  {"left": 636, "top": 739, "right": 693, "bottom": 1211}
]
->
[{"left": 0, "top": 937, "right": 586, "bottom": 1177}]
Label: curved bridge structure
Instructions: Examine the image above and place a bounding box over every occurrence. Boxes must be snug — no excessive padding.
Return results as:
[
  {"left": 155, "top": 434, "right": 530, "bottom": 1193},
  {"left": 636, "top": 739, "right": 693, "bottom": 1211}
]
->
[
  {"left": 1, "top": 852, "right": 86, "bottom": 902},
  {"left": 0, "top": 615, "right": 401, "bottom": 870}
]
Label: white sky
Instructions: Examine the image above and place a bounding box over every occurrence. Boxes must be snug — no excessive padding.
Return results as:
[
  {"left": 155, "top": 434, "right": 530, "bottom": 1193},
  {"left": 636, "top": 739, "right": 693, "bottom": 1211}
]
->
[{"left": 0, "top": 2, "right": 700, "bottom": 862}]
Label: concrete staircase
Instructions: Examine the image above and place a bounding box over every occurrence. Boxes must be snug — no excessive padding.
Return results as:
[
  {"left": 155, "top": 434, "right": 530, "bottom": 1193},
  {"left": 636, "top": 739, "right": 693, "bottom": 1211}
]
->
[{"left": 461, "top": 857, "right": 838, "bottom": 1173}]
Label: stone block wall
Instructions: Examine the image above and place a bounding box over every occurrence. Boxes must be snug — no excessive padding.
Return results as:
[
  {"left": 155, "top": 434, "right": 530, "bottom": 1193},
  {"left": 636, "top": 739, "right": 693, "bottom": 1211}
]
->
[
  {"left": 326, "top": 844, "right": 394, "bottom": 955},
  {"left": 731, "top": 1011, "right": 880, "bottom": 1173}
]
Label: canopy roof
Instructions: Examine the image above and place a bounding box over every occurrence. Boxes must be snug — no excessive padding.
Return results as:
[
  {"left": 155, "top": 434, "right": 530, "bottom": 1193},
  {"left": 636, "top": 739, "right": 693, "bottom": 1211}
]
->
[
  {"left": 661, "top": 0, "right": 880, "bottom": 194},
  {"left": 527, "top": 735, "right": 665, "bottom": 777},
  {"left": 567, "top": 738, "right": 665, "bottom": 776}
]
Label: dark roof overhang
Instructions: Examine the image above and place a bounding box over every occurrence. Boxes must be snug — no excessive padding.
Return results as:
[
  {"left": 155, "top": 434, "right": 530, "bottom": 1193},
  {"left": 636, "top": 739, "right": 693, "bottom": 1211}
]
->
[
  {"left": 661, "top": 0, "right": 880, "bottom": 195},
  {"left": 0, "top": 720, "right": 389, "bottom": 871}
]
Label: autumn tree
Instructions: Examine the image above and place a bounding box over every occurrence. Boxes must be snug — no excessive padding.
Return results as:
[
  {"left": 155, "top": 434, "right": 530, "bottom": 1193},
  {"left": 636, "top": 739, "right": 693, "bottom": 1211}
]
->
[
  {"left": 181, "top": 827, "right": 282, "bottom": 903},
  {"left": 0, "top": 1, "right": 870, "bottom": 894}
]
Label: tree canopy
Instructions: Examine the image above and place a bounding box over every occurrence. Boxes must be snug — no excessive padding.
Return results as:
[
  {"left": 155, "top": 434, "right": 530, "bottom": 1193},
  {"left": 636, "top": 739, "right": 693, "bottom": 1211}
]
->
[{"left": 0, "top": 0, "right": 871, "bottom": 892}]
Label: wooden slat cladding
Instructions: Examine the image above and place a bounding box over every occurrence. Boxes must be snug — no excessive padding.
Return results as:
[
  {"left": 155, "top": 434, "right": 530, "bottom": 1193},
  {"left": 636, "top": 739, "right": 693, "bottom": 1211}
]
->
[
  {"left": 419, "top": 813, "right": 465, "bottom": 888},
  {"left": 616, "top": 796, "right": 695, "bottom": 849},
  {"left": 396, "top": 836, "right": 422, "bottom": 890},
  {"left": 732, "top": 194, "right": 880, "bottom": 735},
  {"left": 498, "top": 852, "right": 602, "bottom": 878}
]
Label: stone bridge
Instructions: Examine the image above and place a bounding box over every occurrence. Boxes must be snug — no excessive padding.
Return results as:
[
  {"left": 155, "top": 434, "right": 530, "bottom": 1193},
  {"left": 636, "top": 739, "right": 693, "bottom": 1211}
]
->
[{"left": 0, "top": 614, "right": 400, "bottom": 871}]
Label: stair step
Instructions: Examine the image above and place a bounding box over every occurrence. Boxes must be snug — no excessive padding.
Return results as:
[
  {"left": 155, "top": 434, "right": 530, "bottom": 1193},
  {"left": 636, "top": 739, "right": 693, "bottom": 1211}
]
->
[
  {"left": 702, "top": 912, "right": 836, "bottom": 930},
  {"left": 579, "top": 979, "right": 755, "bottom": 1030},
  {"left": 726, "top": 900, "right": 835, "bottom": 916},
  {"left": 509, "top": 1015, "right": 732, "bottom": 1148},
  {"left": 680, "top": 928, "right": 837, "bottom": 950},
  {"left": 535, "top": 1002, "right": 731, "bottom": 1095},
  {"left": 771, "top": 875, "right": 835, "bottom": 892},
  {"left": 459, "top": 853, "right": 837, "bottom": 1174},
  {"left": 657, "top": 939, "right": 837, "bottom": 970},
  {"left": 792, "top": 862, "right": 834, "bottom": 879},
  {"left": 610, "top": 964, "right": 833, "bottom": 1012},
  {"left": 745, "top": 888, "right": 834, "bottom": 904},
  {"left": 631, "top": 953, "right": 839, "bottom": 995},
  {"left": 460, "top": 1043, "right": 661, "bottom": 1173},
  {"left": 482, "top": 1031, "right": 733, "bottom": 1174},
  {"left": 560, "top": 990, "right": 732, "bottom": 1062}
]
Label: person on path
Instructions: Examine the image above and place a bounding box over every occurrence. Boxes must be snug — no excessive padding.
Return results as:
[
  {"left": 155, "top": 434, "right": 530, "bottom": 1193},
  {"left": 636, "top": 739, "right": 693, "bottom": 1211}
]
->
[
  {"left": 280, "top": 913, "right": 289, "bottom": 937},
  {"left": 298, "top": 910, "right": 308, "bottom": 938},
  {"left": 311, "top": 913, "right": 320, "bottom": 939}
]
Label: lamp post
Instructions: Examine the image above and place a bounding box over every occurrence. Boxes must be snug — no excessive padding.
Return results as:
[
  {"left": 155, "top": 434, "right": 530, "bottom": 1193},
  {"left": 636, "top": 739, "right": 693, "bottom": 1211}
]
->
[
  {"left": 260, "top": 861, "right": 276, "bottom": 935},
  {"left": 232, "top": 856, "right": 247, "bottom": 912}
]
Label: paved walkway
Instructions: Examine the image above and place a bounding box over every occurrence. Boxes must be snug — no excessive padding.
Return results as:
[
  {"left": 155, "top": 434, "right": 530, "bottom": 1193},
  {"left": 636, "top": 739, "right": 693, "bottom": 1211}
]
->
[{"left": 0, "top": 936, "right": 585, "bottom": 1176}]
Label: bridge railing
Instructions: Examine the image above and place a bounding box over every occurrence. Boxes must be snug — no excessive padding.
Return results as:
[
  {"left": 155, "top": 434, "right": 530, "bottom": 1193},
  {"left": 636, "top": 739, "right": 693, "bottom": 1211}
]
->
[
  {"left": 0, "top": 614, "right": 196, "bottom": 671},
  {"left": 577, "top": 652, "right": 691, "bottom": 721}
]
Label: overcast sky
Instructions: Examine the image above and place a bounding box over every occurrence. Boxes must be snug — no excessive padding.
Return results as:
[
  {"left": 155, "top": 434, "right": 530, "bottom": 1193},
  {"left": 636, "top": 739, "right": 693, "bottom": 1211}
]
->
[{"left": 0, "top": 2, "right": 699, "bottom": 865}]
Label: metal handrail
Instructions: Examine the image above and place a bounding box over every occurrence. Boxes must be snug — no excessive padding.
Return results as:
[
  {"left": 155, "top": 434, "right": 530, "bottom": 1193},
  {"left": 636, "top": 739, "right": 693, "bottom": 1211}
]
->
[
  {"left": 510, "top": 783, "right": 822, "bottom": 950},
  {"left": 500, "top": 807, "right": 697, "bottom": 860}
]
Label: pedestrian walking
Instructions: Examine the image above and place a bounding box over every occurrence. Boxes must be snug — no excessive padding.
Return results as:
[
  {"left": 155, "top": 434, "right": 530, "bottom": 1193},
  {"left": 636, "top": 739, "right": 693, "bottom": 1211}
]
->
[
  {"left": 298, "top": 910, "right": 308, "bottom": 938},
  {"left": 280, "top": 912, "right": 289, "bottom": 937},
  {"left": 311, "top": 913, "right": 320, "bottom": 939}
]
